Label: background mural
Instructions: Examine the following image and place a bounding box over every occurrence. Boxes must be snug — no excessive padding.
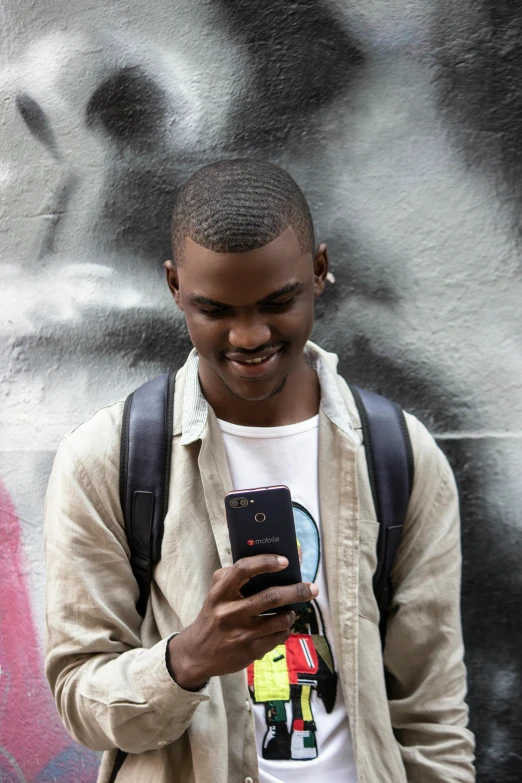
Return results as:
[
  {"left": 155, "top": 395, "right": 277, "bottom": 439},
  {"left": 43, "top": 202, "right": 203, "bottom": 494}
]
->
[{"left": 1, "top": 1, "right": 521, "bottom": 780}]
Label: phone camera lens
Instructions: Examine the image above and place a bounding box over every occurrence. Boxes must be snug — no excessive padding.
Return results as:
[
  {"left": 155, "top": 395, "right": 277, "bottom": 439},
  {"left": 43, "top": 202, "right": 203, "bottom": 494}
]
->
[{"left": 230, "top": 498, "right": 249, "bottom": 508}]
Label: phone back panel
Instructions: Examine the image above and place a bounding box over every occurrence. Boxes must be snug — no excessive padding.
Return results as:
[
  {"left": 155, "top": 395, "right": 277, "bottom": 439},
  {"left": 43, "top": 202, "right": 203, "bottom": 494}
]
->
[{"left": 225, "top": 485, "right": 303, "bottom": 605}]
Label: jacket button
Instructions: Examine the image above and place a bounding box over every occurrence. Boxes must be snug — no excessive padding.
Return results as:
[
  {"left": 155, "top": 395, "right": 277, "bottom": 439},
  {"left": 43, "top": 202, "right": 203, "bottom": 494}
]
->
[
  {"left": 157, "top": 740, "right": 168, "bottom": 746},
  {"left": 245, "top": 778, "right": 254, "bottom": 783},
  {"left": 245, "top": 699, "right": 251, "bottom": 712}
]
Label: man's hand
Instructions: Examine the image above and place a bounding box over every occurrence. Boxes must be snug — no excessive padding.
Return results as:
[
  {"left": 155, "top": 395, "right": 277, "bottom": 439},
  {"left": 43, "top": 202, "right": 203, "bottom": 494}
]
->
[{"left": 167, "top": 554, "right": 319, "bottom": 690}]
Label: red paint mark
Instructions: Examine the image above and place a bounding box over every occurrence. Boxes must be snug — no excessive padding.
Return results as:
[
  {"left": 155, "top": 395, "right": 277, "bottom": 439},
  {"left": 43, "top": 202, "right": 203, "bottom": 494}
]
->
[
  {"left": 0, "top": 480, "right": 71, "bottom": 779},
  {"left": 285, "top": 634, "right": 319, "bottom": 683}
]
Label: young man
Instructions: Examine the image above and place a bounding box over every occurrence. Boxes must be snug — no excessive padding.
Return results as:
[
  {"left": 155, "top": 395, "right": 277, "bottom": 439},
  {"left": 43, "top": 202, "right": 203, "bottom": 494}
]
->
[{"left": 44, "top": 159, "right": 475, "bottom": 782}]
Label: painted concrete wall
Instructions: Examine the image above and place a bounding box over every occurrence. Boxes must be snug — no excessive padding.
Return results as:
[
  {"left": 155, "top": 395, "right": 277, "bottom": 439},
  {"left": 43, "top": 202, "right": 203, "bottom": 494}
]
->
[{"left": 1, "top": 1, "right": 521, "bottom": 781}]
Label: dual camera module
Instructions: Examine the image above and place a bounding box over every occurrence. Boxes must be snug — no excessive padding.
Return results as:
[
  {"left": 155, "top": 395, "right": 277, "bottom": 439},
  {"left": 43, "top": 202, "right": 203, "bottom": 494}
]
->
[{"left": 229, "top": 498, "right": 249, "bottom": 508}]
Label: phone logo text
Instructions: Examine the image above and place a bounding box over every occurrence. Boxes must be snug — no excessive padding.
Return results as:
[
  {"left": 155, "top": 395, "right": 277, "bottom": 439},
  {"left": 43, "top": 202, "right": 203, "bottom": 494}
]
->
[{"left": 248, "top": 536, "right": 280, "bottom": 546}]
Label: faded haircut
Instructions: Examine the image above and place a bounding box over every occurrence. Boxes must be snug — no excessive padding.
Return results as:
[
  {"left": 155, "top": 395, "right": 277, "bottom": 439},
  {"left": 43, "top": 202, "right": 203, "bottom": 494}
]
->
[{"left": 171, "top": 158, "right": 314, "bottom": 263}]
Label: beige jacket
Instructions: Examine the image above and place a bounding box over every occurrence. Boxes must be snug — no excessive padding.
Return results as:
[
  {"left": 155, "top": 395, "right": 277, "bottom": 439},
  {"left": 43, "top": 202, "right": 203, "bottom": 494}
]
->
[{"left": 44, "top": 342, "right": 475, "bottom": 783}]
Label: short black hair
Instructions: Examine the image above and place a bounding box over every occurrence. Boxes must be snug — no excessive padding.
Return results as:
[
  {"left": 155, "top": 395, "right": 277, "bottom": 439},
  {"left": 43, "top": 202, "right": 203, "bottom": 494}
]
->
[{"left": 171, "top": 158, "right": 314, "bottom": 263}]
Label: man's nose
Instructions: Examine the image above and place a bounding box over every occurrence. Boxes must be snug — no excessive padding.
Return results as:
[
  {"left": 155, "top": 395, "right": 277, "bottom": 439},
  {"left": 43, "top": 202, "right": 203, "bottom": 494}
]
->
[{"left": 228, "top": 314, "right": 271, "bottom": 350}]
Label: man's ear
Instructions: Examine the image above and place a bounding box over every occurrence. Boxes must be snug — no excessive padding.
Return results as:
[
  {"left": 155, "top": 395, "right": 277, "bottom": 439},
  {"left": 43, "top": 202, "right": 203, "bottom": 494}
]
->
[
  {"left": 313, "top": 243, "right": 328, "bottom": 297},
  {"left": 164, "top": 260, "right": 184, "bottom": 311}
]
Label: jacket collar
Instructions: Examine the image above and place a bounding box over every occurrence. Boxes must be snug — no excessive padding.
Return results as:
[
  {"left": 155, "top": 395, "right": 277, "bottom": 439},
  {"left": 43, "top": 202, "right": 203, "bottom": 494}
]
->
[{"left": 179, "top": 340, "right": 357, "bottom": 445}]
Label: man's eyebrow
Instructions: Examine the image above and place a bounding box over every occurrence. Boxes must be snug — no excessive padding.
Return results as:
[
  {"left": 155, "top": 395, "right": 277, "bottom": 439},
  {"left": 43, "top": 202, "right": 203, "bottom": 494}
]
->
[
  {"left": 259, "top": 281, "right": 303, "bottom": 303},
  {"left": 188, "top": 282, "right": 303, "bottom": 309},
  {"left": 188, "top": 294, "right": 228, "bottom": 307}
]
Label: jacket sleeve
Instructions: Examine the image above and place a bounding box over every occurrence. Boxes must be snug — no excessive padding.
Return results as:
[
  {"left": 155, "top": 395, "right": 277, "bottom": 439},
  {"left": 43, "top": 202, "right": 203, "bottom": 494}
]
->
[
  {"left": 384, "top": 414, "right": 475, "bottom": 782},
  {"left": 44, "top": 428, "right": 209, "bottom": 754}
]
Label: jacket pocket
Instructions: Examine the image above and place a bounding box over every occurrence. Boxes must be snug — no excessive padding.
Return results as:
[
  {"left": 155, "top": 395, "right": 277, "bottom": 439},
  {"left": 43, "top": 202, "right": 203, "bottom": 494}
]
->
[{"left": 358, "top": 518, "right": 380, "bottom": 625}]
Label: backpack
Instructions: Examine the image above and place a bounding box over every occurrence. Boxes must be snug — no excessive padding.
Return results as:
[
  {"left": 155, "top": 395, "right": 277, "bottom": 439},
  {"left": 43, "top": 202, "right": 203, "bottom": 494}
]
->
[{"left": 112, "top": 369, "right": 413, "bottom": 782}]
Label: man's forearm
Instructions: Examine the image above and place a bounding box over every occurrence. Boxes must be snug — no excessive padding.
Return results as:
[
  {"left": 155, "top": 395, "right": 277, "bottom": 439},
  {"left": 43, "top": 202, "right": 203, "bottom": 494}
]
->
[{"left": 46, "top": 636, "right": 209, "bottom": 754}]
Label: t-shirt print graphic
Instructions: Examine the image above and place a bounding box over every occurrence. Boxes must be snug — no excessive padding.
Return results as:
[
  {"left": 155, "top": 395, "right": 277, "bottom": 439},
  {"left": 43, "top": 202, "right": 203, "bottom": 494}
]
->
[{"left": 247, "top": 502, "right": 338, "bottom": 761}]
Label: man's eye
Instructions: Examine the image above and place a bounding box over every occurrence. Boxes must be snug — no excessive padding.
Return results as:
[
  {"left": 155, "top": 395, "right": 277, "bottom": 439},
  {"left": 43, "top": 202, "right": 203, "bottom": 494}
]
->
[
  {"left": 266, "top": 298, "right": 295, "bottom": 309},
  {"left": 199, "top": 307, "right": 228, "bottom": 317}
]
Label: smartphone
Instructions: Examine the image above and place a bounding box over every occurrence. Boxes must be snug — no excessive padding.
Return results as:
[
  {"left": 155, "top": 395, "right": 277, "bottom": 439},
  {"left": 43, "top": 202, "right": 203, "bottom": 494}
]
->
[{"left": 224, "top": 485, "right": 304, "bottom": 611}]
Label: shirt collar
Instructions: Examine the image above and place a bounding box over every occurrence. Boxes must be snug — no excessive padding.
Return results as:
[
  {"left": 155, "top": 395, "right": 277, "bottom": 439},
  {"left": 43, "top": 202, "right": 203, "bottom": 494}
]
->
[{"left": 181, "top": 341, "right": 356, "bottom": 445}]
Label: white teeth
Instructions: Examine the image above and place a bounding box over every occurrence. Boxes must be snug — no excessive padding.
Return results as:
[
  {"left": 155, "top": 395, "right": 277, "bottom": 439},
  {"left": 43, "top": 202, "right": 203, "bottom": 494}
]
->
[{"left": 243, "top": 356, "right": 267, "bottom": 364}]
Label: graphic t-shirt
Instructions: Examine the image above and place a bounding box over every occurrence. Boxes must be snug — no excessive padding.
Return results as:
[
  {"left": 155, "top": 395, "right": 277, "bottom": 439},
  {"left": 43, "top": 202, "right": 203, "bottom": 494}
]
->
[{"left": 217, "top": 415, "right": 357, "bottom": 783}]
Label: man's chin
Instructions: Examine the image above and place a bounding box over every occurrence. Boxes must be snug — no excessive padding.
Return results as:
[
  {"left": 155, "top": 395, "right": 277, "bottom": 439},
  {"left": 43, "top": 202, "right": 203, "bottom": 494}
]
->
[{"left": 224, "top": 374, "right": 288, "bottom": 402}]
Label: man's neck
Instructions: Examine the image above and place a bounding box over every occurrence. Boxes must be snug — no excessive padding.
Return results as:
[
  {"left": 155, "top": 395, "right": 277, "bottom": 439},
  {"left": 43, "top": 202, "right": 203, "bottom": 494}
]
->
[{"left": 199, "top": 358, "right": 320, "bottom": 428}]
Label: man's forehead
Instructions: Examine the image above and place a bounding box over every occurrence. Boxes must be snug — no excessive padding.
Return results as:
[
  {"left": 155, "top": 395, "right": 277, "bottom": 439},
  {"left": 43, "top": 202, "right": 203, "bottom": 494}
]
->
[{"left": 182, "top": 224, "right": 305, "bottom": 265}]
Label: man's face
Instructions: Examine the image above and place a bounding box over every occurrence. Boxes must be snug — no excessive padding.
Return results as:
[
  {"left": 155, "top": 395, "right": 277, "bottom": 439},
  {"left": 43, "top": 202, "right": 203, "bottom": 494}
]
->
[{"left": 165, "top": 226, "right": 327, "bottom": 404}]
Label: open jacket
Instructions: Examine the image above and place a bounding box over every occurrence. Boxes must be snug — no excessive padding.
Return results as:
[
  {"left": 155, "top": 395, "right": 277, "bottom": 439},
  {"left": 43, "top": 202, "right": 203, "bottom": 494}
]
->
[{"left": 44, "top": 342, "right": 475, "bottom": 783}]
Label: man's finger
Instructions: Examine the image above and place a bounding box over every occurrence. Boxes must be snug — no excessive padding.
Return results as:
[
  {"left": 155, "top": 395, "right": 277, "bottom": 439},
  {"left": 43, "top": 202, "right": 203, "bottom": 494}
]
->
[
  {"left": 251, "top": 628, "right": 293, "bottom": 661},
  {"left": 214, "top": 554, "right": 289, "bottom": 598},
  {"left": 210, "top": 567, "right": 229, "bottom": 586},
  {"left": 249, "top": 610, "right": 296, "bottom": 640},
  {"left": 245, "top": 581, "right": 318, "bottom": 616}
]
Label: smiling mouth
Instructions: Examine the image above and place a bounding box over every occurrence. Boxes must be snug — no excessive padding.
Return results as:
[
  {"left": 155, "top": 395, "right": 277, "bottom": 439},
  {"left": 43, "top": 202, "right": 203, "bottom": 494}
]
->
[
  {"left": 225, "top": 346, "right": 283, "bottom": 376},
  {"left": 239, "top": 355, "right": 269, "bottom": 365},
  {"left": 226, "top": 346, "right": 282, "bottom": 364}
]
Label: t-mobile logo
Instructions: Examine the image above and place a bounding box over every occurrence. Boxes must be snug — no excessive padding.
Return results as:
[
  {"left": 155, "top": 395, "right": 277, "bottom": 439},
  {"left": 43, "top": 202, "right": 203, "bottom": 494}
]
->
[{"left": 248, "top": 536, "right": 280, "bottom": 546}]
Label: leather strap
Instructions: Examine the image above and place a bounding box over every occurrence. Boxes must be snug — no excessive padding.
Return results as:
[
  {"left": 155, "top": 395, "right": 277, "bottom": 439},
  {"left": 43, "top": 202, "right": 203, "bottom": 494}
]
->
[
  {"left": 120, "top": 370, "right": 177, "bottom": 618},
  {"left": 351, "top": 386, "right": 414, "bottom": 645},
  {"left": 108, "top": 749, "right": 127, "bottom": 783}
]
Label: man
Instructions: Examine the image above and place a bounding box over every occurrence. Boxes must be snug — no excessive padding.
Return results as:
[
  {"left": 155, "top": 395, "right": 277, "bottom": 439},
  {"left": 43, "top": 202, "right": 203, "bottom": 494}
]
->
[{"left": 44, "top": 159, "right": 475, "bottom": 782}]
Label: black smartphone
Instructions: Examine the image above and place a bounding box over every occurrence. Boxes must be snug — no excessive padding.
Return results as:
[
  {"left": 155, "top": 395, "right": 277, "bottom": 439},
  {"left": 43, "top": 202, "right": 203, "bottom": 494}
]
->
[{"left": 224, "top": 485, "right": 304, "bottom": 611}]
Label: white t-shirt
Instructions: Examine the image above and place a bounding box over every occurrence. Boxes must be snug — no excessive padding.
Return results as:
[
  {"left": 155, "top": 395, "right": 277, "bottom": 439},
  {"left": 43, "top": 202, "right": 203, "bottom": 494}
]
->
[{"left": 217, "top": 415, "right": 357, "bottom": 783}]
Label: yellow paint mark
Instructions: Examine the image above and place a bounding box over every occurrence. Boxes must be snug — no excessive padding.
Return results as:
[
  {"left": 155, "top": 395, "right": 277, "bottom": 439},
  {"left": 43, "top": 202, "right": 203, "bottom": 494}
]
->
[
  {"left": 253, "top": 644, "right": 290, "bottom": 702},
  {"left": 301, "top": 684, "right": 313, "bottom": 721}
]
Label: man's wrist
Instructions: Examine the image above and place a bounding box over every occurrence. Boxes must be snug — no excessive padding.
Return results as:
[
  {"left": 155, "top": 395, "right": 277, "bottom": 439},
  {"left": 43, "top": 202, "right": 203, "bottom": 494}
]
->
[{"left": 166, "top": 634, "right": 209, "bottom": 692}]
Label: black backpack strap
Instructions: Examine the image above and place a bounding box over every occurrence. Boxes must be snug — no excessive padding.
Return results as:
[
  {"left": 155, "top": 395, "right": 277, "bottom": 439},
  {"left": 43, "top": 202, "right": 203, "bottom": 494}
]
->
[
  {"left": 119, "top": 370, "right": 177, "bottom": 619},
  {"left": 108, "top": 749, "right": 127, "bottom": 783},
  {"left": 113, "top": 372, "right": 176, "bottom": 781},
  {"left": 350, "top": 386, "right": 414, "bottom": 646}
]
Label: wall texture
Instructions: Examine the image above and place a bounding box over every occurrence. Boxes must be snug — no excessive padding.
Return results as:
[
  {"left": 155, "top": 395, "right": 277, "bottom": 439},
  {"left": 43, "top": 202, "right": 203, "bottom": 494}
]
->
[{"left": 1, "top": 1, "right": 521, "bottom": 780}]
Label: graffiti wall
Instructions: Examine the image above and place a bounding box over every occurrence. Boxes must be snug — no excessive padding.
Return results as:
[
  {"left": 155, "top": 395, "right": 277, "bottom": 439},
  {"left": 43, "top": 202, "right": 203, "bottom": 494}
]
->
[{"left": 1, "top": 1, "right": 520, "bottom": 781}]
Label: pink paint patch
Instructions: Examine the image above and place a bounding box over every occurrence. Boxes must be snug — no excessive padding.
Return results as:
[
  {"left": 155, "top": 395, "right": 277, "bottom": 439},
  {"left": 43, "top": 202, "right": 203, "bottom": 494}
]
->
[{"left": 0, "top": 480, "right": 71, "bottom": 779}]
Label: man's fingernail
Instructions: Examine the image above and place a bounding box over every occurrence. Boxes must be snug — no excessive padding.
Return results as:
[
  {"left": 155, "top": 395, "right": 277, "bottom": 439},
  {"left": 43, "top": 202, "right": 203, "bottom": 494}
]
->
[
  {"left": 277, "top": 556, "right": 288, "bottom": 567},
  {"left": 309, "top": 583, "right": 319, "bottom": 596}
]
